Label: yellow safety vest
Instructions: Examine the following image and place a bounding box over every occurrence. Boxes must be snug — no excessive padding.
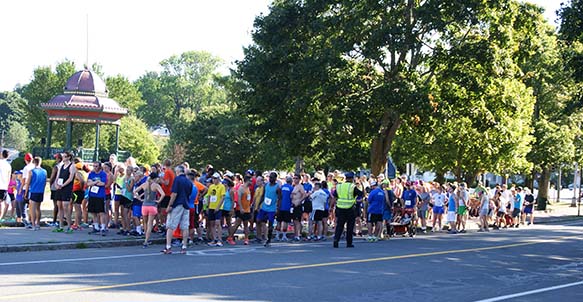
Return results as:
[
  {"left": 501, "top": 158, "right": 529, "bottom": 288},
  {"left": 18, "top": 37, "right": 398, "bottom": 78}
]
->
[{"left": 336, "top": 182, "right": 355, "bottom": 209}]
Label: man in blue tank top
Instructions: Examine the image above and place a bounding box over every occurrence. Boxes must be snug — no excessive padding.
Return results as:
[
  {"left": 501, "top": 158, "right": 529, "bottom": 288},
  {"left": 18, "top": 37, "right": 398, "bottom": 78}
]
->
[
  {"left": 26, "top": 157, "right": 47, "bottom": 230},
  {"left": 257, "top": 172, "right": 281, "bottom": 247},
  {"left": 276, "top": 176, "right": 293, "bottom": 241}
]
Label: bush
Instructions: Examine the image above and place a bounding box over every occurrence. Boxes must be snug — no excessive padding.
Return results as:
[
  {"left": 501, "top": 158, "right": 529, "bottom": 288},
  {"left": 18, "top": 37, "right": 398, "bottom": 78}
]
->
[{"left": 10, "top": 157, "right": 55, "bottom": 176}]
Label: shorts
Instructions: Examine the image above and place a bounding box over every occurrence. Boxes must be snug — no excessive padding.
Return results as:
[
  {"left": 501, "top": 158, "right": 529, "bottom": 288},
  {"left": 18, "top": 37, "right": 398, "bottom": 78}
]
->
[
  {"left": 292, "top": 205, "right": 302, "bottom": 221},
  {"left": 512, "top": 208, "right": 521, "bottom": 218},
  {"left": 457, "top": 205, "right": 468, "bottom": 215},
  {"left": 497, "top": 210, "right": 506, "bottom": 218},
  {"left": 524, "top": 207, "right": 533, "bottom": 214},
  {"left": 433, "top": 206, "right": 444, "bottom": 215},
  {"left": 132, "top": 205, "right": 143, "bottom": 218},
  {"left": 142, "top": 205, "right": 158, "bottom": 216},
  {"left": 50, "top": 190, "right": 57, "bottom": 200},
  {"left": 236, "top": 211, "right": 252, "bottom": 221},
  {"left": 55, "top": 187, "right": 73, "bottom": 202},
  {"left": 119, "top": 195, "right": 132, "bottom": 209},
  {"left": 480, "top": 208, "right": 489, "bottom": 216},
  {"left": 302, "top": 199, "right": 312, "bottom": 213},
  {"left": 382, "top": 210, "right": 392, "bottom": 221},
  {"left": 417, "top": 209, "right": 427, "bottom": 219},
  {"left": 106, "top": 194, "right": 112, "bottom": 201},
  {"left": 29, "top": 192, "right": 44, "bottom": 203},
  {"left": 88, "top": 197, "right": 105, "bottom": 213},
  {"left": 368, "top": 213, "right": 383, "bottom": 223},
  {"left": 72, "top": 190, "right": 85, "bottom": 204},
  {"left": 257, "top": 209, "right": 276, "bottom": 224},
  {"left": 355, "top": 202, "right": 363, "bottom": 217},
  {"left": 447, "top": 212, "right": 457, "bottom": 223},
  {"left": 313, "top": 210, "right": 327, "bottom": 222},
  {"left": 167, "top": 206, "right": 190, "bottom": 231},
  {"left": 8, "top": 193, "right": 15, "bottom": 202},
  {"left": 189, "top": 208, "right": 198, "bottom": 229},
  {"left": 278, "top": 210, "right": 292, "bottom": 223},
  {"left": 160, "top": 196, "right": 171, "bottom": 208},
  {"left": 221, "top": 209, "right": 232, "bottom": 219},
  {"left": 207, "top": 209, "right": 222, "bottom": 221}
]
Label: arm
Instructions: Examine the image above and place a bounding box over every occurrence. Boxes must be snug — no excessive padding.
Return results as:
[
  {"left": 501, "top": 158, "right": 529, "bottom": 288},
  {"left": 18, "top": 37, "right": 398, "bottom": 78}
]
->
[
  {"left": 155, "top": 183, "right": 166, "bottom": 203},
  {"left": 24, "top": 170, "right": 33, "bottom": 195},
  {"left": 49, "top": 166, "right": 58, "bottom": 186},
  {"left": 166, "top": 192, "right": 178, "bottom": 212},
  {"left": 276, "top": 187, "right": 282, "bottom": 211}
]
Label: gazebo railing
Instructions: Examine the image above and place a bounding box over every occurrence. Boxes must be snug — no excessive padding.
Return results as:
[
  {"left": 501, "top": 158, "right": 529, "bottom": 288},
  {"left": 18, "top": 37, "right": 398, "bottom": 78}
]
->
[{"left": 32, "top": 147, "right": 131, "bottom": 163}]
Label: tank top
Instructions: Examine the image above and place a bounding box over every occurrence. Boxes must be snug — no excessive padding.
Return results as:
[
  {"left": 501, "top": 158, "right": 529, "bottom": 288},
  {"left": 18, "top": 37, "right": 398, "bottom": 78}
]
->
[
  {"left": 58, "top": 163, "right": 73, "bottom": 190},
  {"left": 240, "top": 186, "right": 251, "bottom": 213},
  {"left": 115, "top": 176, "right": 124, "bottom": 196},
  {"left": 123, "top": 177, "right": 134, "bottom": 200},
  {"left": 142, "top": 182, "right": 158, "bottom": 207},
  {"left": 73, "top": 171, "right": 87, "bottom": 192},
  {"left": 262, "top": 182, "right": 279, "bottom": 212}
]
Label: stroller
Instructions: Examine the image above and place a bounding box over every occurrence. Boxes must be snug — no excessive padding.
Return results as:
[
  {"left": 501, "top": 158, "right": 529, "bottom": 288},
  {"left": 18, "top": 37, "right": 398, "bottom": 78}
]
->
[{"left": 389, "top": 206, "right": 417, "bottom": 237}]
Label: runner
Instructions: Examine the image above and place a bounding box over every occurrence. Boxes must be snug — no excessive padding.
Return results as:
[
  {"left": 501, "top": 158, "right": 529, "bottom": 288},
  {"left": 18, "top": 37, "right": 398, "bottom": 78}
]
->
[
  {"left": 206, "top": 172, "right": 226, "bottom": 247},
  {"left": 257, "top": 172, "right": 281, "bottom": 247},
  {"left": 227, "top": 175, "right": 253, "bottom": 245},
  {"left": 102, "top": 163, "right": 114, "bottom": 230},
  {"left": 54, "top": 152, "right": 77, "bottom": 233},
  {"left": 251, "top": 176, "right": 264, "bottom": 241},
  {"left": 159, "top": 159, "right": 175, "bottom": 230},
  {"left": 310, "top": 182, "right": 328, "bottom": 241},
  {"left": 431, "top": 185, "right": 446, "bottom": 232},
  {"left": 131, "top": 169, "right": 147, "bottom": 236},
  {"left": 25, "top": 157, "right": 46, "bottom": 230},
  {"left": 366, "top": 181, "right": 384, "bottom": 242},
  {"left": 109, "top": 154, "right": 120, "bottom": 227},
  {"left": 417, "top": 184, "right": 431, "bottom": 233},
  {"left": 512, "top": 187, "right": 523, "bottom": 228},
  {"left": 276, "top": 176, "right": 293, "bottom": 241},
  {"left": 456, "top": 182, "right": 469, "bottom": 233},
  {"left": 291, "top": 174, "right": 306, "bottom": 242},
  {"left": 48, "top": 153, "right": 62, "bottom": 227},
  {"left": 87, "top": 162, "right": 108, "bottom": 236},
  {"left": 320, "top": 180, "right": 332, "bottom": 238},
  {"left": 221, "top": 178, "right": 235, "bottom": 232},
  {"left": 72, "top": 159, "right": 87, "bottom": 230},
  {"left": 382, "top": 180, "right": 396, "bottom": 239},
  {"left": 190, "top": 170, "right": 207, "bottom": 243},
  {"left": 134, "top": 172, "right": 165, "bottom": 247},
  {"left": 0, "top": 150, "right": 11, "bottom": 222},
  {"left": 7, "top": 171, "right": 17, "bottom": 221},
  {"left": 477, "top": 188, "right": 491, "bottom": 232},
  {"left": 301, "top": 174, "right": 313, "bottom": 240},
  {"left": 115, "top": 165, "right": 132, "bottom": 235},
  {"left": 162, "top": 165, "right": 192, "bottom": 254},
  {"left": 20, "top": 153, "right": 35, "bottom": 228},
  {"left": 447, "top": 185, "right": 458, "bottom": 234},
  {"left": 522, "top": 188, "right": 535, "bottom": 225}
]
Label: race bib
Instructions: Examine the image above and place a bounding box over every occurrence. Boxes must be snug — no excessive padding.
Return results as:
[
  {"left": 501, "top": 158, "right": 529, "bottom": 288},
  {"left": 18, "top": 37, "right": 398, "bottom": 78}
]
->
[
  {"left": 90, "top": 186, "right": 99, "bottom": 194},
  {"left": 210, "top": 196, "right": 217, "bottom": 203},
  {"left": 405, "top": 200, "right": 412, "bottom": 206},
  {"left": 247, "top": 194, "right": 251, "bottom": 201},
  {"left": 265, "top": 197, "right": 272, "bottom": 206},
  {"left": 57, "top": 178, "right": 64, "bottom": 186}
]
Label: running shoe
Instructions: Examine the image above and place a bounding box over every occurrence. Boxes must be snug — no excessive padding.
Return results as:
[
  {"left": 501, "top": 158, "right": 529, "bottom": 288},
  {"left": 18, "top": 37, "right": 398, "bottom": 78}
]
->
[
  {"left": 88, "top": 228, "right": 100, "bottom": 235},
  {"left": 180, "top": 247, "right": 187, "bottom": 254},
  {"left": 100, "top": 229, "right": 106, "bottom": 236},
  {"left": 227, "top": 237, "right": 236, "bottom": 245},
  {"left": 207, "top": 241, "right": 218, "bottom": 247},
  {"left": 282, "top": 235, "right": 289, "bottom": 242},
  {"left": 216, "top": 241, "right": 224, "bottom": 247},
  {"left": 65, "top": 228, "right": 74, "bottom": 234},
  {"left": 161, "top": 248, "right": 172, "bottom": 254},
  {"left": 52, "top": 228, "right": 64, "bottom": 233},
  {"left": 243, "top": 239, "right": 249, "bottom": 245}
]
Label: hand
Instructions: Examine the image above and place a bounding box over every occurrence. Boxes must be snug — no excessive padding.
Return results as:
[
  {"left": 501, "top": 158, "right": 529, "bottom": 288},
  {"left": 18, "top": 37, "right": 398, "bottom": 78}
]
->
[{"left": 166, "top": 206, "right": 172, "bottom": 213}]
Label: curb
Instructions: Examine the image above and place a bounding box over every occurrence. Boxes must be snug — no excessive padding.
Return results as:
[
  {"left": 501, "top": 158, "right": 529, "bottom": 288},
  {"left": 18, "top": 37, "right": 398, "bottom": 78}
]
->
[{"left": 0, "top": 238, "right": 166, "bottom": 253}]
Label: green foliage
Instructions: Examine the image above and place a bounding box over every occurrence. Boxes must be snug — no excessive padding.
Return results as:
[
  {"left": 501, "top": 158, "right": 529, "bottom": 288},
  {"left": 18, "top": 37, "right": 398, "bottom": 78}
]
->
[
  {"left": 10, "top": 157, "right": 54, "bottom": 176},
  {"left": 4, "top": 122, "right": 31, "bottom": 151},
  {"left": 10, "top": 157, "right": 25, "bottom": 172},
  {"left": 135, "top": 51, "right": 227, "bottom": 133},
  {"left": 105, "top": 75, "right": 145, "bottom": 114},
  {"left": 0, "top": 91, "right": 28, "bottom": 149},
  {"left": 118, "top": 116, "right": 160, "bottom": 164}
]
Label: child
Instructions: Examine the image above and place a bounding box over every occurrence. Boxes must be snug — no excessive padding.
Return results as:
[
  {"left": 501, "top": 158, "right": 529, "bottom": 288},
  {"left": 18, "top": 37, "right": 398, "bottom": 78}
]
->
[
  {"left": 8, "top": 172, "right": 17, "bottom": 221},
  {"left": 14, "top": 171, "right": 25, "bottom": 224}
]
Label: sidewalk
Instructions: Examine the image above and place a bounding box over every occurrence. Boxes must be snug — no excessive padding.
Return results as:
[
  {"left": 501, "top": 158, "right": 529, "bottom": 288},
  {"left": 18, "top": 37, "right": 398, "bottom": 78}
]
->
[{"left": 1, "top": 202, "right": 581, "bottom": 253}]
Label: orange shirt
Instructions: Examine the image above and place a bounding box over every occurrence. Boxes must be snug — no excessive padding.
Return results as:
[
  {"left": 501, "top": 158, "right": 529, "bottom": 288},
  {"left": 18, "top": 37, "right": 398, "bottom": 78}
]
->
[
  {"left": 239, "top": 186, "right": 252, "bottom": 213},
  {"left": 193, "top": 180, "right": 206, "bottom": 205},
  {"left": 161, "top": 169, "right": 175, "bottom": 196}
]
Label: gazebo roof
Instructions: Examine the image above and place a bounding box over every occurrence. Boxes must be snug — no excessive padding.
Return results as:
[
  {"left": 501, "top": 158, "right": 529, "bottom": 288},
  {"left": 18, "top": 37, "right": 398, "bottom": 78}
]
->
[{"left": 41, "top": 69, "right": 128, "bottom": 125}]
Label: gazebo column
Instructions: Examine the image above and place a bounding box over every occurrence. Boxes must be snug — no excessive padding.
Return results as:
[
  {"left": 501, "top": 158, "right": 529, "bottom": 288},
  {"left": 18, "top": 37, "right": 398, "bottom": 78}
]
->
[
  {"left": 65, "top": 120, "right": 73, "bottom": 150},
  {"left": 114, "top": 124, "right": 120, "bottom": 156},
  {"left": 93, "top": 123, "right": 100, "bottom": 162},
  {"left": 46, "top": 119, "right": 53, "bottom": 158}
]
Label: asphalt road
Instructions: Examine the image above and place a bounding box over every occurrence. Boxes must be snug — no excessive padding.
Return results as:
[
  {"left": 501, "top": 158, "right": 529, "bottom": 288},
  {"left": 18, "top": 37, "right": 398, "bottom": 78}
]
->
[{"left": 1, "top": 220, "right": 582, "bottom": 302}]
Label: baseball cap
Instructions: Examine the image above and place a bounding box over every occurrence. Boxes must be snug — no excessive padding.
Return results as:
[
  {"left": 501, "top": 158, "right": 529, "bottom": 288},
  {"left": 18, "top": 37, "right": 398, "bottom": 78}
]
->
[
  {"left": 212, "top": 172, "right": 221, "bottom": 178},
  {"left": 370, "top": 181, "right": 378, "bottom": 187},
  {"left": 344, "top": 172, "right": 355, "bottom": 179},
  {"left": 24, "top": 153, "right": 33, "bottom": 161}
]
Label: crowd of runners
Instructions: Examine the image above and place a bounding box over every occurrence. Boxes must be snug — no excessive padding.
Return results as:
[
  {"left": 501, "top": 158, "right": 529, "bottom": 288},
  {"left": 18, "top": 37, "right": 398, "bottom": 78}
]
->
[{"left": 0, "top": 151, "right": 538, "bottom": 253}]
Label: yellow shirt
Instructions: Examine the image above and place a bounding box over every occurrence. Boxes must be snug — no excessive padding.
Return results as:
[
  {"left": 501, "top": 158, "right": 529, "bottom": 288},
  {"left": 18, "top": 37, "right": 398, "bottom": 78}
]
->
[
  {"left": 253, "top": 186, "right": 264, "bottom": 211},
  {"left": 207, "top": 183, "right": 226, "bottom": 210}
]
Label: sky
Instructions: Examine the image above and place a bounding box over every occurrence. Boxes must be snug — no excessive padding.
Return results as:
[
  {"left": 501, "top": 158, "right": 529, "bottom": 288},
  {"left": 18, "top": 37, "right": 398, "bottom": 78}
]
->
[{"left": 0, "top": 0, "right": 564, "bottom": 91}]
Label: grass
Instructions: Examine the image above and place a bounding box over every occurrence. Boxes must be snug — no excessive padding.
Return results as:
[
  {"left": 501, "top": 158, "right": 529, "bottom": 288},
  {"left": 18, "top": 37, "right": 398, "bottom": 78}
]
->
[{"left": 75, "top": 242, "right": 88, "bottom": 249}]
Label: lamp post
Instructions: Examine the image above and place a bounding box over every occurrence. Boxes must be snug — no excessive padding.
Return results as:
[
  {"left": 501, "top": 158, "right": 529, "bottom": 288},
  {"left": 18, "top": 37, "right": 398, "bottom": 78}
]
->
[{"left": 572, "top": 162, "right": 578, "bottom": 207}]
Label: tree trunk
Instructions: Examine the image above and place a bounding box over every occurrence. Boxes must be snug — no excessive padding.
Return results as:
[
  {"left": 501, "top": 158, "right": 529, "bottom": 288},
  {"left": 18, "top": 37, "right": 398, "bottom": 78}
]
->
[
  {"left": 294, "top": 156, "right": 304, "bottom": 175},
  {"left": 537, "top": 166, "right": 551, "bottom": 211},
  {"left": 370, "top": 112, "right": 401, "bottom": 175},
  {"left": 435, "top": 170, "right": 445, "bottom": 184}
]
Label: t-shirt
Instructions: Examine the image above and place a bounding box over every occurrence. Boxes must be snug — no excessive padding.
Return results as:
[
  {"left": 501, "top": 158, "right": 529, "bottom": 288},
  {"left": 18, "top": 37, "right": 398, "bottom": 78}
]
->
[
  {"left": 311, "top": 189, "right": 327, "bottom": 211},
  {"left": 0, "top": 159, "right": 12, "bottom": 190},
  {"left": 524, "top": 194, "right": 535, "bottom": 208},
  {"left": 171, "top": 174, "right": 192, "bottom": 209},
  {"left": 458, "top": 190, "right": 469, "bottom": 206},
  {"left": 193, "top": 180, "right": 206, "bottom": 205},
  {"left": 448, "top": 194, "right": 456, "bottom": 212},
  {"left": 207, "top": 183, "right": 226, "bottom": 210},
  {"left": 514, "top": 193, "right": 522, "bottom": 209},
  {"left": 161, "top": 168, "right": 175, "bottom": 196},
  {"left": 499, "top": 196, "right": 508, "bottom": 212},
  {"left": 323, "top": 188, "right": 330, "bottom": 210},
  {"left": 481, "top": 194, "right": 490, "bottom": 211},
  {"left": 188, "top": 183, "right": 198, "bottom": 209},
  {"left": 88, "top": 170, "right": 107, "bottom": 198},
  {"left": 433, "top": 192, "right": 446, "bottom": 207},
  {"left": 22, "top": 163, "right": 35, "bottom": 181},
  {"left": 402, "top": 189, "right": 417, "bottom": 208},
  {"left": 221, "top": 187, "right": 233, "bottom": 211},
  {"left": 367, "top": 187, "right": 385, "bottom": 214},
  {"left": 419, "top": 192, "right": 430, "bottom": 211},
  {"left": 29, "top": 167, "right": 47, "bottom": 194},
  {"left": 262, "top": 182, "right": 279, "bottom": 212},
  {"left": 280, "top": 183, "right": 293, "bottom": 211}
]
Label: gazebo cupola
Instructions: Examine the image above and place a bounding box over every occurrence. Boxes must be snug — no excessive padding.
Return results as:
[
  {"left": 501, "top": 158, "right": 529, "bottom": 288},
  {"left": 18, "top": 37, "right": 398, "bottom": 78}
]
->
[{"left": 41, "top": 68, "right": 128, "bottom": 161}]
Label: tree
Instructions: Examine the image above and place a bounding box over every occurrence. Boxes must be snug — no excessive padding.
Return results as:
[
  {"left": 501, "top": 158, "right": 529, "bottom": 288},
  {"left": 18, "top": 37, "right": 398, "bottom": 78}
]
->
[
  {"left": 106, "top": 75, "right": 145, "bottom": 114},
  {"left": 136, "top": 51, "right": 227, "bottom": 134},
  {"left": 236, "top": 0, "right": 526, "bottom": 174},
  {"left": 118, "top": 116, "right": 160, "bottom": 164},
  {"left": 0, "top": 91, "right": 27, "bottom": 149}
]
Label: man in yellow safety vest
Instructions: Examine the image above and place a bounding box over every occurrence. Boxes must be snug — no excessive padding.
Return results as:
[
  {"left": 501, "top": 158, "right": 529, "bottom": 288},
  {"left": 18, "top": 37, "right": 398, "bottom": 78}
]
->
[{"left": 332, "top": 172, "right": 362, "bottom": 248}]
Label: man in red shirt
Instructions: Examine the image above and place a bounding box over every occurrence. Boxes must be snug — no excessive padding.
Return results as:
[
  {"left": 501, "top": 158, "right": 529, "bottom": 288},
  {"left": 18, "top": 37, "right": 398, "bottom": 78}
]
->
[{"left": 159, "top": 159, "right": 175, "bottom": 227}]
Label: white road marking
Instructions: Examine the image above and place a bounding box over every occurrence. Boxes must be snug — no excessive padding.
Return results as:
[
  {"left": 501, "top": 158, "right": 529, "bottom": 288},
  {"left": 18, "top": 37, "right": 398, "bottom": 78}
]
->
[{"left": 473, "top": 280, "right": 583, "bottom": 302}]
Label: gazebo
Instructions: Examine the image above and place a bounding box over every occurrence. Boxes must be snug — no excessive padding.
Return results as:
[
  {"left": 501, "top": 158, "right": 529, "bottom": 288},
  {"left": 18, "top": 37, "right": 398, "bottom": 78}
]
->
[{"left": 40, "top": 68, "right": 128, "bottom": 161}]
